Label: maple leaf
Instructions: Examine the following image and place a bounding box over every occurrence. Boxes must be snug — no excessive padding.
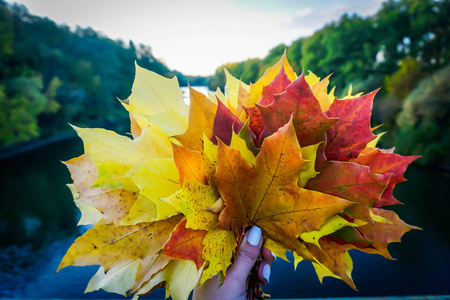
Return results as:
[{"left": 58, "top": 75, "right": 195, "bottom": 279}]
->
[
  {"left": 73, "top": 125, "right": 172, "bottom": 191},
  {"left": 306, "top": 161, "right": 391, "bottom": 223},
  {"left": 59, "top": 54, "right": 419, "bottom": 298},
  {"left": 200, "top": 229, "right": 236, "bottom": 284},
  {"left": 300, "top": 215, "right": 357, "bottom": 247},
  {"left": 258, "top": 71, "right": 339, "bottom": 147},
  {"left": 324, "top": 90, "right": 378, "bottom": 161},
  {"left": 243, "top": 67, "right": 293, "bottom": 141},
  {"left": 224, "top": 68, "right": 250, "bottom": 111},
  {"left": 258, "top": 66, "right": 292, "bottom": 106},
  {"left": 133, "top": 259, "right": 201, "bottom": 300},
  {"left": 354, "top": 208, "right": 420, "bottom": 259},
  {"left": 163, "top": 219, "right": 207, "bottom": 269},
  {"left": 211, "top": 99, "right": 244, "bottom": 145},
  {"left": 119, "top": 194, "right": 157, "bottom": 226},
  {"left": 58, "top": 214, "right": 183, "bottom": 272},
  {"left": 172, "top": 142, "right": 208, "bottom": 186},
  {"left": 248, "top": 50, "right": 297, "bottom": 106},
  {"left": 201, "top": 132, "right": 219, "bottom": 183},
  {"left": 163, "top": 180, "right": 219, "bottom": 231},
  {"left": 298, "top": 142, "right": 322, "bottom": 188},
  {"left": 236, "top": 82, "right": 251, "bottom": 117},
  {"left": 131, "top": 253, "right": 172, "bottom": 294},
  {"left": 85, "top": 260, "right": 141, "bottom": 296},
  {"left": 243, "top": 105, "right": 264, "bottom": 139},
  {"left": 64, "top": 154, "right": 137, "bottom": 225},
  {"left": 215, "top": 118, "right": 352, "bottom": 258},
  {"left": 121, "top": 63, "right": 188, "bottom": 136},
  {"left": 174, "top": 86, "right": 217, "bottom": 151},
  {"left": 354, "top": 147, "right": 420, "bottom": 207},
  {"left": 126, "top": 158, "right": 180, "bottom": 220},
  {"left": 236, "top": 119, "right": 259, "bottom": 156},
  {"left": 310, "top": 74, "right": 334, "bottom": 111},
  {"left": 306, "top": 239, "right": 356, "bottom": 289},
  {"left": 229, "top": 130, "right": 256, "bottom": 165}
]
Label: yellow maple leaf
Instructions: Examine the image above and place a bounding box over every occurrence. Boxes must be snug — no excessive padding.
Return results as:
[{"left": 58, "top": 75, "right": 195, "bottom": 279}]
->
[
  {"left": 126, "top": 158, "right": 180, "bottom": 220},
  {"left": 121, "top": 63, "right": 189, "bottom": 136},
  {"left": 133, "top": 259, "right": 201, "bottom": 300},
  {"left": 200, "top": 229, "right": 236, "bottom": 285},
  {"left": 74, "top": 125, "right": 172, "bottom": 191},
  {"left": 201, "top": 132, "right": 218, "bottom": 183},
  {"left": 224, "top": 68, "right": 250, "bottom": 111},
  {"left": 163, "top": 181, "right": 219, "bottom": 231},
  {"left": 229, "top": 130, "right": 256, "bottom": 165},
  {"left": 57, "top": 215, "right": 183, "bottom": 272},
  {"left": 298, "top": 142, "right": 321, "bottom": 188},
  {"left": 118, "top": 194, "right": 157, "bottom": 225},
  {"left": 342, "top": 84, "right": 363, "bottom": 99},
  {"left": 85, "top": 259, "right": 141, "bottom": 296},
  {"left": 300, "top": 215, "right": 358, "bottom": 247}
]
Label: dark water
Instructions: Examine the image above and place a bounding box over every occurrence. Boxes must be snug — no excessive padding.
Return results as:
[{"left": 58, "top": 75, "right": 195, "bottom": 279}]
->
[{"left": 1, "top": 137, "right": 449, "bottom": 299}]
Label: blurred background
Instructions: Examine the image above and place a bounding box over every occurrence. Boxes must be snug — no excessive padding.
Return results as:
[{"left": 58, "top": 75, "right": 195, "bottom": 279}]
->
[{"left": 0, "top": 0, "right": 449, "bottom": 298}]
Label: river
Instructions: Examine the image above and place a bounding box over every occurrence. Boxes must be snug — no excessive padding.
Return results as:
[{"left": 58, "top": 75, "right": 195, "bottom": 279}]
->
[{"left": 1, "top": 94, "right": 449, "bottom": 298}]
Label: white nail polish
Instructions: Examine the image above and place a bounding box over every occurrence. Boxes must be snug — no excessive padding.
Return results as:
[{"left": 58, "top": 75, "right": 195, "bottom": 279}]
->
[
  {"left": 247, "top": 226, "right": 261, "bottom": 246},
  {"left": 263, "top": 264, "right": 271, "bottom": 283},
  {"left": 270, "top": 251, "right": 277, "bottom": 261}
]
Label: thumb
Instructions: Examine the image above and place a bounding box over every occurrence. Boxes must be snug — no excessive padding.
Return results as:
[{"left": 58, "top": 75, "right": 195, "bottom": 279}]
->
[{"left": 227, "top": 226, "right": 262, "bottom": 282}]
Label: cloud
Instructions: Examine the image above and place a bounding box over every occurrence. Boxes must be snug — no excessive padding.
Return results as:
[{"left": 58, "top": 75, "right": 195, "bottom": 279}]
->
[
  {"left": 284, "top": 0, "right": 385, "bottom": 35},
  {"left": 8, "top": 0, "right": 386, "bottom": 76},
  {"left": 295, "top": 8, "right": 312, "bottom": 17}
]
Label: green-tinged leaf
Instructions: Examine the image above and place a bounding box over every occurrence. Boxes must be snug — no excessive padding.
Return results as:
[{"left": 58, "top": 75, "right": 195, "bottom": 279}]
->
[
  {"left": 133, "top": 259, "right": 201, "bottom": 300},
  {"left": 126, "top": 158, "right": 180, "bottom": 220},
  {"left": 85, "top": 260, "right": 140, "bottom": 296},
  {"left": 64, "top": 154, "right": 137, "bottom": 225},
  {"left": 298, "top": 142, "right": 321, "bottom": 187},
  {"left": 74, "top": 125, "right": 172, "bottom": 190},
  {"left": 230, "top": 130, "right": 256, "bottom": 165},
  {"left": 300, "top": 215, "right": 358, "bottom": 247}
]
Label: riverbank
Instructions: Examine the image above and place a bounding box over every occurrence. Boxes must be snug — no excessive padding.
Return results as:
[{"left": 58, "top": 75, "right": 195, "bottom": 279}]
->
[
  {"left": 0, "top": 116, "right": 130, "bottom": 161},
  {"left": 0, "top": 132, "right": 77, "bottom": 161}
]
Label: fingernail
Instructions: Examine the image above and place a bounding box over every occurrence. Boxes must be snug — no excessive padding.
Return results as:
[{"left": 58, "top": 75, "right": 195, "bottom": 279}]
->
[
  {"left": 247, "top": 226, "right": 261, "bottom": 246},
  {"left": 263, "top": 264, "right": 271, "bottom": 283},
  {"left": 270, "top": 251, "right": 277, "bottom": 261}
]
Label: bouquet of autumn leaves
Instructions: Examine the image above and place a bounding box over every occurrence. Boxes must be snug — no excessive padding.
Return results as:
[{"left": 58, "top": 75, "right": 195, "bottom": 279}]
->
[{"left": 58, "top": 53, "right": 419, "bottom": 299}]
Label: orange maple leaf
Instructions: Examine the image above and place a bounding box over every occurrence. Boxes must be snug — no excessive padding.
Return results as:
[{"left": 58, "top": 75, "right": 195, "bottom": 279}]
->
[{"left": 215, "top": 117, "right": 353, "bottom": 258}]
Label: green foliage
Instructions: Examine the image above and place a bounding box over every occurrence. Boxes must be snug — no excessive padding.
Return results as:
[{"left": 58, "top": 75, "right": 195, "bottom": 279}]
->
[
  {"left": 373, "top": 57, "right": 423, "bottom": 131},
  {"left": 384, "top": 57, "right": 422, "bottom": 99},
  {"left": 0, "top": 76, "right": 55, "bottom": 144},
  {"left": 208, "top": 0, "right": 449, "bottom": 166},
  {"left": 0, "top": 0, "right": 203, "bottom": 149},
  {"left": 394, "top": 65, "right": 450, "bottom": 165},
  {"left": 211, "top": 0, "right": 448, "bottom": 93}
]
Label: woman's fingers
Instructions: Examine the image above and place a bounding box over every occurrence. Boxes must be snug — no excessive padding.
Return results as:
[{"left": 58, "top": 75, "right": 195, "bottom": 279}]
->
[
  {"left": 258, "top": 247, "right": 275, "bottom": 285},
  {"left": 227, "top": 226, "right": 263, "bottom": 285}
]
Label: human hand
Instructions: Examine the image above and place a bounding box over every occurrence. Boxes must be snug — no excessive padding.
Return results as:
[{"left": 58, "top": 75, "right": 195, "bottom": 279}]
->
[{"left": 193, "top": 226, "right": 275, "bottom": 300}]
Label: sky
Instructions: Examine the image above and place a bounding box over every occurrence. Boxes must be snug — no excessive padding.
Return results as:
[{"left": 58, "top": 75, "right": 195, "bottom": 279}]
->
[{"left": 7, "top": 0, "right": 386, "bottom": 76}]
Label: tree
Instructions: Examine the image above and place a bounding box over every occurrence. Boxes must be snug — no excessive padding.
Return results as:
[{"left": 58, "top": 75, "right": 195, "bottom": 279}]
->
[{"left": 394, "top": 65, "right": 450, "bottom": 164}]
